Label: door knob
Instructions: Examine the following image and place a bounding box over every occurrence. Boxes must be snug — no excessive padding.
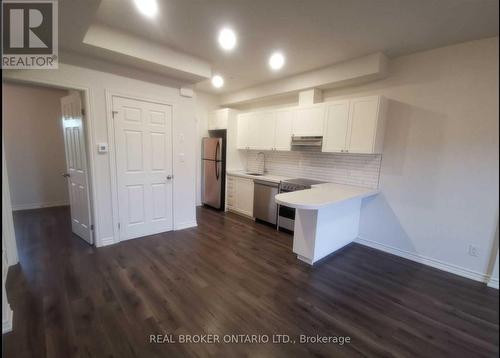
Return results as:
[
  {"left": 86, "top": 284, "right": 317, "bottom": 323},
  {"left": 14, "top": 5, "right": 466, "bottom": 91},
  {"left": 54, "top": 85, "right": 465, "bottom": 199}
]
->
[
  {"left": 62, "top": 173, "right": 70, "bottom": 178},
  {"left": 166, "top": 175, "right": 173, "bottom": 180}
]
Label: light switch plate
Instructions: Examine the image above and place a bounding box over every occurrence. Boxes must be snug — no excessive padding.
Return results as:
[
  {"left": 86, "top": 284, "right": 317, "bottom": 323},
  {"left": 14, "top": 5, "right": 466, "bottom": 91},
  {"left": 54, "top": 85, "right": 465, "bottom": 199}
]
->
[{"left": 97, "top": 143, "right": 108, "bottom": 153}]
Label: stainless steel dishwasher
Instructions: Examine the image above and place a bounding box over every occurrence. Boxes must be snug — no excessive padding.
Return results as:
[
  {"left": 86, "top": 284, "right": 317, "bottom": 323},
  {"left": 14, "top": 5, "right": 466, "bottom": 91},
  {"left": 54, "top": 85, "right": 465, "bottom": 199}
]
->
[{"left": 253, "top": 179, "right": 279, "bottom": 226}]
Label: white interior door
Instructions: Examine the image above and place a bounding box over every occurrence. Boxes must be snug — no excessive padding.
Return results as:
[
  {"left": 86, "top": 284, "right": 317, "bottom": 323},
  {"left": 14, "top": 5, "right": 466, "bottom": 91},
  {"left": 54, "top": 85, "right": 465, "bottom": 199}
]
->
[
  {"left": 112, "top": 96, "right": 173, "bottom": 241},
  {"left": 61, "top": 92, "right": 93, "bottom": 244}
]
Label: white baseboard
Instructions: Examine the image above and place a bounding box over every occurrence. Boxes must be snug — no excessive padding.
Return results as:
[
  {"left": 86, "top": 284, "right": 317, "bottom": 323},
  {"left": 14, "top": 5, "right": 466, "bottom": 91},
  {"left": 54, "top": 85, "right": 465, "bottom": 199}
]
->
[
  {"left": 2, "top": 305, "right": 13, "bottom": 334},
  {"left": 356, "top": 236, "right": 489, "bottom": 283},
  {"left": 12, "top": 201, "right": 69, "bottom": 211},
  {"left": 97, "top": 236, "right": 115, "bottom": 247},
  {"left": 174, "top": 221, "right": 198, "bottom": 231},
  {"left": 487, "top": 277, "right": 499, "bottom": 290}
]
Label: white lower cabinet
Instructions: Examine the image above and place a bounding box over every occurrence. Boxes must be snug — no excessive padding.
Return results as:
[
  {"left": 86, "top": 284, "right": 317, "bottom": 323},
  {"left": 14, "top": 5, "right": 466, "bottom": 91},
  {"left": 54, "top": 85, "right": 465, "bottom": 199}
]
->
[{"left": 226, "top": 175, "right": 254, "bottom": 217}]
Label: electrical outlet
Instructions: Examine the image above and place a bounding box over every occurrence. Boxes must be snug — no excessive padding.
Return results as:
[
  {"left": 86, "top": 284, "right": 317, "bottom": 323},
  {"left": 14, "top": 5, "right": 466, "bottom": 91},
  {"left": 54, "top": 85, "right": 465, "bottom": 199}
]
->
[{"left": 468, "top": 245, "right": 479, "bottom": 257}]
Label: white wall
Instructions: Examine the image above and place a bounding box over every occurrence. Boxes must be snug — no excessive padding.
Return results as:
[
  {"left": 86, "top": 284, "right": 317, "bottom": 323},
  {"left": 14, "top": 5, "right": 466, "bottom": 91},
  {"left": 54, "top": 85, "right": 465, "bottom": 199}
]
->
[
  {"left": 4, "top": 61, "right": 201, "bottom": 246},
  {"left": 487, "top": 223, "right": 499, "bottom": 288},
  {"left": 322, "top": 37, "right": 499, "bottom": 280},
  {"left": 229, "top": 37, "right": 499, "bottom": 281},
  {"left": 194, "top": 92, "right": 220, "bottom": 205},
  {"left": 3, "top": 83, "right": 70, "bottom": 210},
  {"left": 244, "top": 151, "right": 382, "bottom": 189},
  {"left": 489, "top": 252, "right": 499, "bottom": 288},
  {"left": 2, "top": 144, "right": 17, "bottom": 333}
]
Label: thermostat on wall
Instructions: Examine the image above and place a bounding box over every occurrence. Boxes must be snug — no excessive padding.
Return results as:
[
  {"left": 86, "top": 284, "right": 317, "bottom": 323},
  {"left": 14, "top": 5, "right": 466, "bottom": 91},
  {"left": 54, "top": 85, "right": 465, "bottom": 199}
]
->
[{"left": 97, "top": 143, "right": 108, "bottom": 153}]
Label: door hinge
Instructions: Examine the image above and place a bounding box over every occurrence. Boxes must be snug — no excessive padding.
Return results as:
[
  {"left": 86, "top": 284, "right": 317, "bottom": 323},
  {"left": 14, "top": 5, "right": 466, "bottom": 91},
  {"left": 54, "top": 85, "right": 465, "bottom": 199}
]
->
[
  {"left": 81, "top": 108, "right": 85, "bottom": 116},
  {"left": 90, "top": 224, "right": 94, "bottom": 231},
  {"left": 112, "top": 110, "right": 118, "bottom": 118},
  {"left": 118, "top": 223, "right": 121, "bottom": 230}
]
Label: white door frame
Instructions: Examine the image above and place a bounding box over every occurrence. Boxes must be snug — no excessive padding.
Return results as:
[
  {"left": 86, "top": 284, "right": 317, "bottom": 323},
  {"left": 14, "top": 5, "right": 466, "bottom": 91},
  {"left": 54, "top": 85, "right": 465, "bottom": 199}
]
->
[
  {"left": 2, "top": 78, "right": 99, "bottom": 245},
  {"left": 2, "top": 140, "right": 18, "bottom": 267},
  {"left": 105, "top": 90, "right": 175, "bottom": 244}
]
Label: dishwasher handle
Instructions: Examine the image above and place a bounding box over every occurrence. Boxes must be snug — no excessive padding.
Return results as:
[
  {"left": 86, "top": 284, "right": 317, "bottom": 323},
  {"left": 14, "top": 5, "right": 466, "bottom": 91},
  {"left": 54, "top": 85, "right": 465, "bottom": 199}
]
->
[{"left": 254, "top": 179, "right": 279, "bottom": 188}]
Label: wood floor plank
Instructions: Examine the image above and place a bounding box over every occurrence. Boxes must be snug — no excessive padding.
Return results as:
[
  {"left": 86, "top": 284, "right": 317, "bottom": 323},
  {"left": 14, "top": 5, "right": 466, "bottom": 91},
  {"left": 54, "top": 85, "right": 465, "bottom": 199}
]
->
[{"left": 3, "top": 206, "right": 499, "bottom": 357}]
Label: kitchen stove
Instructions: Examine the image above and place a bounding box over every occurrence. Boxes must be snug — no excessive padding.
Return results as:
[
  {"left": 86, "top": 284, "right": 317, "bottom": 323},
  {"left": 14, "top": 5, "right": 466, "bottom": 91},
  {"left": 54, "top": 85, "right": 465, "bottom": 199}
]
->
[{"left": 278, "top": 178, "right": 326, "bottom": 232}]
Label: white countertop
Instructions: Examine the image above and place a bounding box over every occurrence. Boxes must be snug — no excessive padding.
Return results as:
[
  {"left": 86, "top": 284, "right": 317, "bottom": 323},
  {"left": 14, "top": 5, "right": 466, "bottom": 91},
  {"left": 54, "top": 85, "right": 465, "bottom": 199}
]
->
[
  {"left": 275, "top": 183, "right": 379, "bottom": 210},
  {"left": 227, "top": 170, "right": 289, "bottom": 184}
]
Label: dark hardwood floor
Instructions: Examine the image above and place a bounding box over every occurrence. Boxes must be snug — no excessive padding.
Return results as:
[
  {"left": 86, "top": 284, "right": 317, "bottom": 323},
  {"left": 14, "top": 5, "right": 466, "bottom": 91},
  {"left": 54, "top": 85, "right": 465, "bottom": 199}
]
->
[{"left": 3, "top": 206, "right": 499, "bottom": 358}]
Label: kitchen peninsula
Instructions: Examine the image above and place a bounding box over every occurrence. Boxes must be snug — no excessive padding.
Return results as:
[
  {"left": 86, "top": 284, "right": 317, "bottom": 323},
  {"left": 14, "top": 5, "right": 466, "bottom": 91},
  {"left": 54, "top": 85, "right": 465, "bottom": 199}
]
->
[{"left": 275, "top": 183, "right": 378, "bottom": 264}]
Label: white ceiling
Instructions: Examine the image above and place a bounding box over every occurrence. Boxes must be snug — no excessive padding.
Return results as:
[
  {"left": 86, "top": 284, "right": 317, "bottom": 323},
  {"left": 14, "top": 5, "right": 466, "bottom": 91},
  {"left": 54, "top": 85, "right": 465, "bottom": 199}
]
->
[{"left": 59, "top": 0, "right": 499, "bottom": 94}]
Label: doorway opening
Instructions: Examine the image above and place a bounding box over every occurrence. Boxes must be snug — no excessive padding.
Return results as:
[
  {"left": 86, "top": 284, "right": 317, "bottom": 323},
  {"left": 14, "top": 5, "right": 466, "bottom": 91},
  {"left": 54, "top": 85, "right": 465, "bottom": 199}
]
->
[{"left": 3, "top": 81, "right": 94, "bottom": 248}]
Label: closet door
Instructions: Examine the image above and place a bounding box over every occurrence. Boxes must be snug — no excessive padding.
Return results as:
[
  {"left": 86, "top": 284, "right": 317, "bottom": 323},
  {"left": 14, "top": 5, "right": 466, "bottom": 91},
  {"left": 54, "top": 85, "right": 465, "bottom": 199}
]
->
[{"left": 112, "top": 96, "right": 173, "bottom": 241}]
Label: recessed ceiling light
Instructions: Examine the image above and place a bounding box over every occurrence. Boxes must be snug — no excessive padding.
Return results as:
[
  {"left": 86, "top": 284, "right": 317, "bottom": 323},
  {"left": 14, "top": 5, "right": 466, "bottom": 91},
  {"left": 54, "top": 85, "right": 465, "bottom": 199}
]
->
[
  {"left": 218, "top": 28, "right": 237, "bottom": 51},
  {"left": 211, "top": 75, "right": 224, "bottom": 88},
  {"left": 269, "top": 52, "right": 285, "bottom": 71},
  {"left": 134, "top": 0, "right": 158, "bottom": 18}
]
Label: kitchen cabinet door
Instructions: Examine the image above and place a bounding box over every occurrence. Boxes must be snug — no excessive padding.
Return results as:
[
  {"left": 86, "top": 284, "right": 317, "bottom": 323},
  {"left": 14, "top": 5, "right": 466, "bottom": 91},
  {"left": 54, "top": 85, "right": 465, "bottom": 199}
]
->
[
  {"left": 249, "top": 111, "right": 275, "bottom": 150},
  {"left": 346, "top": 96, "right": 380, "bottom": 153},
  {"left": 208, "top": 112, "right": 218, "bottom": 130},
  {"left": 208, "top": 109, "right": 228, "bottom": 130},
  {"left": 237, "top": 113, "right": 251, "bottom": 149},
  {"left": 274, "top": 110, "right": 293, "bottom": 151},
  {"left": 292, "top": 104, "right": 325, "bottom": 136},
  {"left": 225, "top": 175, "right": 235, "bottom": 210},
  {"left": 322, "top": 100, "right": 349, "bottom": 153},
  {"left": 234, "top": 177, "right": 254, "bottom": 217}
]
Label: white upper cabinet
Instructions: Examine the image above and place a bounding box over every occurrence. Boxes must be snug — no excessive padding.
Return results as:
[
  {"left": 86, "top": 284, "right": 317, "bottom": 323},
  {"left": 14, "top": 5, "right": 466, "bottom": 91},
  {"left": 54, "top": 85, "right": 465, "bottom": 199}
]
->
[
  {"left": 208, "top": 108, "right": 235, "bottom": 130},
  {"left": 237, "top": 113, "right": 251, "bottom": 149},
  {"left": 236, "top": 95, "right": 387, "bottom": 154},
  {"left": 347, "top": 96, "right": 386, "bottom": 154},
  {"left": 237, "top": 110, "right": 290, "bottom": 151},
  {"left": 274, "top": 109, "right": 294, "bottom": 150},
  {"left": 322, "top": 100, "right": 350, "bottom": 153},
  {"left": 248, "top": 111, "right": 276, "bottom": 150},
  {"left": 322, "top": 95, "right": 387, "bottom": 154},
  {"left": 292, "top": 104, "right": 325, "bottom": 136}
]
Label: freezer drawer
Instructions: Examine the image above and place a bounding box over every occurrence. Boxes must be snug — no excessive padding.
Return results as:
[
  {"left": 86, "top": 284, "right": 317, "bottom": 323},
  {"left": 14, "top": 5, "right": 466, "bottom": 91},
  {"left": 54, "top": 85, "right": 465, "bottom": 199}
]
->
[{"left": 253, "top": 180, "right": 279, "bottom": 225}]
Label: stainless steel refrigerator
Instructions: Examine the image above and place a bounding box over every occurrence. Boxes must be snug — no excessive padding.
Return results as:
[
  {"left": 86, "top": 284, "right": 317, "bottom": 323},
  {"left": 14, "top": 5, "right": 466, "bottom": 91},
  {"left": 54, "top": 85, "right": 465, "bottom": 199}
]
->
[{"left": 202, "top": 137, "right": 225, "bottom": 209}]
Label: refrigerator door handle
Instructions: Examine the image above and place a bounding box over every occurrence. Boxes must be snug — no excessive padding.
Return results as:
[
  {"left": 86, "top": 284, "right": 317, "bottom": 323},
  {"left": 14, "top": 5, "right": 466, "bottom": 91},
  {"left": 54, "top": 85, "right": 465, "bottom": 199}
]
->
[
  {"left": 215, "top": 140, "right": 220, "bottom": 161},
  {"left": 215, "top": 140, "right": 220, "bottom": 180}
]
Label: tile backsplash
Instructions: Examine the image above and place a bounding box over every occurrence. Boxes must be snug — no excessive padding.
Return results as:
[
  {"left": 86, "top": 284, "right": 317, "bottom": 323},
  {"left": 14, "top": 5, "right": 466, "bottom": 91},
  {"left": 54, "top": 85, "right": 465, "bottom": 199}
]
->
[{"left": 245, "top": 150, "right": 382, "bottom": 189}]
